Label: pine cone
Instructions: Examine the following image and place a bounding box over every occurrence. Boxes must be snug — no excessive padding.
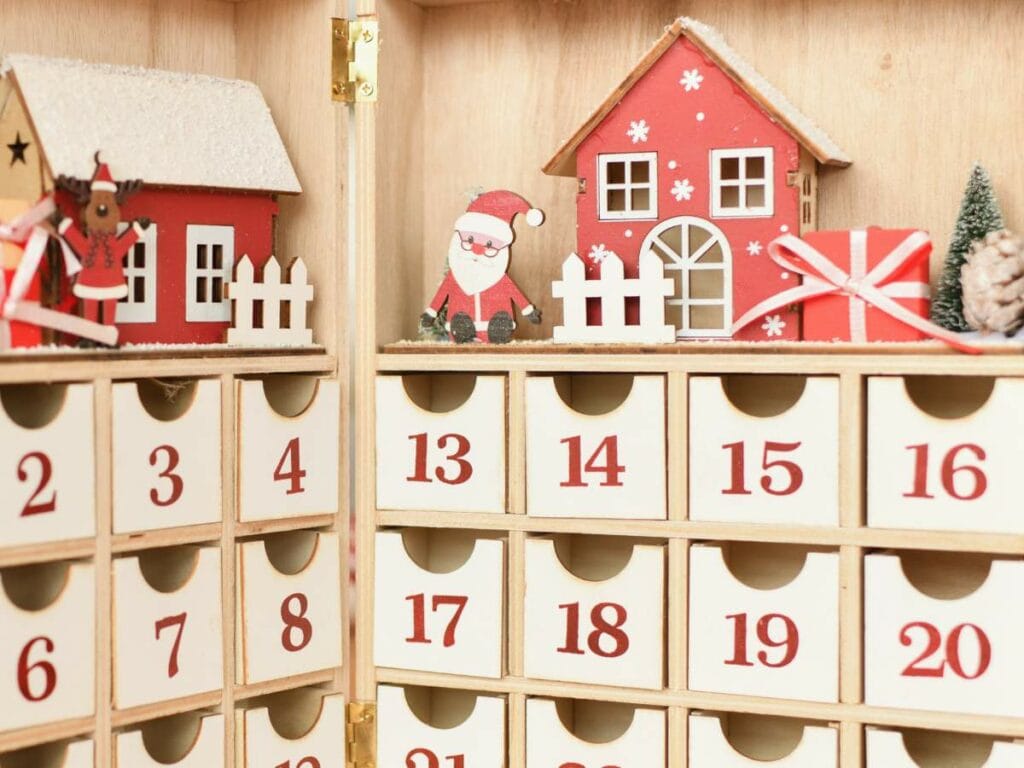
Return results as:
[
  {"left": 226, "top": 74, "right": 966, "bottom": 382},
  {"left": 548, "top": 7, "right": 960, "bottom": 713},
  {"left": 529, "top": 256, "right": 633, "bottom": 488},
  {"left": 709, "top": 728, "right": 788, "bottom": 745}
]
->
[{"left": 960, "top": 229, "right": 1024, "bottom": 335}]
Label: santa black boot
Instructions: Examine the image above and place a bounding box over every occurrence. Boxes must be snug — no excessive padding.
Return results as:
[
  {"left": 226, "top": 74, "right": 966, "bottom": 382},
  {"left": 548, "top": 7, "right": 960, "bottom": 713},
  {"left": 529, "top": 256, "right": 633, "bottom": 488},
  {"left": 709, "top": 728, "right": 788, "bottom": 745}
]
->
[
  {"left": 450, "top": 312, "right": 477, "bottom": 344},
  {"left": 487, "top": 311, "right": 515, "bottom": 344}
]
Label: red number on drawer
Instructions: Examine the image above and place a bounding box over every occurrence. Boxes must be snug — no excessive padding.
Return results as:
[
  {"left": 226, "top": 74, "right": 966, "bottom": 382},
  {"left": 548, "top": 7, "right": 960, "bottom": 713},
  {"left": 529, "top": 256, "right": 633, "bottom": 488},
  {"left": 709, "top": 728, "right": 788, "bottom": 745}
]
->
[
  {"left": 560, "top": 436, "right": 625, "bottom": 488},
  {"left": 17, "top": 636, "right": 56, "bottom": 702},
  {"left": 557, "top": 602, "right": 629, "bottom": 658},
  {"left": 406, "top": 433, "right": 473, "bottom": 485},
  {"left": 406, "top": 749, "right": 465, "bottom": 768},
  {"left": 275, "top": 759, "right": 321, "bottom": 768},
  {"left": 149, "top": 444, "right": 184, "bottom": 507},
  {"left": 900, "top": 621, "right": 991, "bottom": 679},
  {"left": 904, "top": 444, "right": 987, "bottom": 501},
  {"left": 722, "top": 441, "right": 804, "bottom": 497},
  {"left": 561, "top": 764, "right": 622, "bottom": 768},
  {"left": 725, "top": 612, "right": 799, "bottom": 668},
  {"left": 405, "top": 594, "right": 468, "bottom": 647},
  {"left": 281, "top": 592, "right": 313, "bottom": 652},
  {"left": 155, "top": 612, "right": 188, "bottom": 678},
  {"left": 17, "top": 451, "right": 56, "bottom": 517},
  {"left": 274, "top": 437, "right": 307, "bottom": 495}
]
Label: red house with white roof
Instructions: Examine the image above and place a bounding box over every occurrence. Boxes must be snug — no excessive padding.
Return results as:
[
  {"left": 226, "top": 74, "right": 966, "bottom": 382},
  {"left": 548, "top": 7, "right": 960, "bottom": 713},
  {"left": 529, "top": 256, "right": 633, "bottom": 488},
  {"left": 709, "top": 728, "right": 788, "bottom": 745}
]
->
[
  {"left": 544, "top": 18, "right": 851, "bottom": 341},
  {"left": 0, "top": 54, "right": 301, "bottom": 345}
]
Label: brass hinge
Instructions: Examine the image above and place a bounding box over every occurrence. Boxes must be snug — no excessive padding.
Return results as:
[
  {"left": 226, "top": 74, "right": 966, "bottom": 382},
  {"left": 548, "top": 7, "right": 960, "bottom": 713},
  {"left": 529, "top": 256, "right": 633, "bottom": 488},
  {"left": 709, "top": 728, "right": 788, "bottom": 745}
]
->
[
  {"left": 347, "top": 700, "right": 377, "bottom": 768},
  {"left": 332, "top": 17, "right": 379, "bottom": 103}
]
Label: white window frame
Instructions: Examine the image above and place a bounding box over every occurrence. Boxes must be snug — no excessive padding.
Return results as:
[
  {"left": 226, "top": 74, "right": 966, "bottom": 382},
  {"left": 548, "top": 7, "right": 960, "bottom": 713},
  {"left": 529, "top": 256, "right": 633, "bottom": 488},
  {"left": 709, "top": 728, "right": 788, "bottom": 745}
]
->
[
  {"left": 598, "top": 152, "right": 658, "bottom": 221},
  {"left": 710, "top": 147, "right": 774, "bottom": 218},
  {"left": 114, "top": 222, "right": 158, "bottom": 324},
  {"left": 186, "top": 224, "right": 234, "bottom": 322}
]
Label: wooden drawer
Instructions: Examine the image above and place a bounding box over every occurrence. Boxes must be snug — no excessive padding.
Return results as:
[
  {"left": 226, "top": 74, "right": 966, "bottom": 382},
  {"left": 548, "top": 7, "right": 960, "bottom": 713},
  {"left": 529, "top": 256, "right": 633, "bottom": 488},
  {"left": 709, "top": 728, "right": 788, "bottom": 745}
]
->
[
  {"left": 112, "top": 379, "right": 222, "bottom": 534},
  {"left": 689, "top": 375, "right": 840, "bottom": 525},
  {"left": 114, "top": 713, "right": 224, "bottom": 767},
  {"left": 237, "top": 531, "right": 342, "bottom": 684},
  {"left": 376, "top": 374, "right": 506, "bottom": 513},
  {"left": 0, "top": 738, "right": 94, "bottom": 767},
  {"left": 525, "top": 698, "right": 666, "bottom": 768},
  {"left": 867, "top": 377, "right": 1024, "bottom": 533},
  {"left": 0, "top": 561, "right": 94, "bottom": 732},
  {"left": 523, "top": 536, "right": 664, "bottom": 689},
  {"left": 526, "top": 375, "right": 667, "bottom": 520},
  {"left": 0, "top": 383, "right": 94, "bottom": 547},
  {"left": 374, "top": 529, "right": 505, "bottom": 678},
  {"left": 237, "top": 377, "right": 340, "bottom": 523},
  {"left": 864, "top": 552, "right": 1024, "bottom": 717},
  {"left": 688, "top": 543, "right": 839, "bottom": 703},
  {"left": 236, "top": 691, "right": 346, "bottom": 768},
  {"left": 865, "top": 727, "right": 1024, "bottom": 767},
  {"left": 689, "top": 712, "right": 838, "bottom": 767},
  {"left": 112, "top": 546, "right": 223, "bottom": 710},
  {"left": 376, "top": 685, "right": 506, "bottom": 768}
]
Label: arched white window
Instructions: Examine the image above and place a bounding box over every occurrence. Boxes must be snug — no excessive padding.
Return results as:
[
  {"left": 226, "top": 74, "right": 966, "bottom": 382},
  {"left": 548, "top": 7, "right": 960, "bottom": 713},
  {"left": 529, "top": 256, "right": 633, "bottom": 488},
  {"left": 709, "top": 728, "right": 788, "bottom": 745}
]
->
[{"left": 640, "top": 216, "right": 732, "bottom": 338}]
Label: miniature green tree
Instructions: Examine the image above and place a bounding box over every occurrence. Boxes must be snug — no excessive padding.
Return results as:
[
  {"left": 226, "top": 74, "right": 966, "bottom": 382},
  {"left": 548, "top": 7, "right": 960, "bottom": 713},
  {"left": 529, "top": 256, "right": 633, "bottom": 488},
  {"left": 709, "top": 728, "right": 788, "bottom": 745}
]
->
[{"left": 932, "top": 164, "right": 1005, "bottom": 331}]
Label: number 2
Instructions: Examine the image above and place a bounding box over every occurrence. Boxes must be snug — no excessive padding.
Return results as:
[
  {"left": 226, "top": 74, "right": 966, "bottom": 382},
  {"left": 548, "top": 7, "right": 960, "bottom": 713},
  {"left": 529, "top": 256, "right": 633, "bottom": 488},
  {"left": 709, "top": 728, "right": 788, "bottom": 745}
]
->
[
  {"left": 155, "top": 612, "right": 188, "bottom": 678},
  {"left": 274, "top": 438, "right": 307, "bottom": 495},
  {"left": 17, "top": 451, "right": 56, "bottom": 517}
]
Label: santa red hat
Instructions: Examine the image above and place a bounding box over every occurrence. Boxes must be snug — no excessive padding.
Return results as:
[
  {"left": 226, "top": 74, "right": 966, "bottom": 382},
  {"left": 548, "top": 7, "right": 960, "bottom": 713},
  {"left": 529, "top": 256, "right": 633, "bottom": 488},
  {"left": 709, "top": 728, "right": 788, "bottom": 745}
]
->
[
  {"left": 90, "top": 155, "right": 117, "bottom": 193},
  {"left": 455, "top": 190, "right": 544, "bottom": 244}
]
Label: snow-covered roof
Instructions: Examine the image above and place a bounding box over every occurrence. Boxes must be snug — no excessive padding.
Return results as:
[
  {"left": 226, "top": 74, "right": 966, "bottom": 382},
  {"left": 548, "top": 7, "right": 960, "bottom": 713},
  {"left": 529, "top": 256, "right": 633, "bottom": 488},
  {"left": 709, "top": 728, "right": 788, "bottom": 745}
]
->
[
  {"left": 544, "top": 17, "right": 851, "bottom": 177},
  {"left": 2, "top": 54, "right": 301, "bottom": 194}
]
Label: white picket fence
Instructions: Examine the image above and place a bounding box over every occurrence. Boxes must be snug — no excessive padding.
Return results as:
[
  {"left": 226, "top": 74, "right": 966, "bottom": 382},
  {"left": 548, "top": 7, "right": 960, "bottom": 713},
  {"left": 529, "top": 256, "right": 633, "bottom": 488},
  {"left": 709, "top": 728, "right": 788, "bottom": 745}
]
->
[
  {"left": 551, "top": 251, "right": 676, "bottom": 343},
  {"left": 227, "top": 255, "right": 314, "bottom": 346}
]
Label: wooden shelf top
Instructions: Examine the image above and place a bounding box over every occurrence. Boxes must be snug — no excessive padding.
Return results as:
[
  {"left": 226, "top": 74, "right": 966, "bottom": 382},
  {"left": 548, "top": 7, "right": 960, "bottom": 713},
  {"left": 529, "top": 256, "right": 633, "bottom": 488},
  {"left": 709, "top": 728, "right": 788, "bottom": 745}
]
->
[
  {"left": 0, "top": 349, "right": 336, "bottom": 384},
  {"left": 378, "top": 343, "right": 1024, "bottom": 376}
]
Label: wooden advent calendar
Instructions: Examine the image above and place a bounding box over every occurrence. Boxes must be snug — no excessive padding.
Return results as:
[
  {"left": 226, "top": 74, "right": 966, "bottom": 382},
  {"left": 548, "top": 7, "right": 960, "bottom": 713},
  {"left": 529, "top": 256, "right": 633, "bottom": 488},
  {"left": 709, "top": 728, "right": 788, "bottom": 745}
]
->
[{"left": 2, "top": 1, "right": 1024, "bottom": 767}]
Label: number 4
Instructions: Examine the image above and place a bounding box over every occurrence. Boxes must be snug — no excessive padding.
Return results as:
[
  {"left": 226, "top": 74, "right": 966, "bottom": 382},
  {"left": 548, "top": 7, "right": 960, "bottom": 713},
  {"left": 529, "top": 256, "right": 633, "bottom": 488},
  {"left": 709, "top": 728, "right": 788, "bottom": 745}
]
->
[{"left": 274, "top": 437, "right": 307, "bottom": 495}]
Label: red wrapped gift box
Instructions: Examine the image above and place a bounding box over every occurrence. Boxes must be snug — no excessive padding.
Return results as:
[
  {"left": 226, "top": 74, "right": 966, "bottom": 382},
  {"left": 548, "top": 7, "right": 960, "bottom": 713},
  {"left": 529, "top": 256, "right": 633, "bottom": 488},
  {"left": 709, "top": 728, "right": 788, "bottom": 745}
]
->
[{"left": 796, "top": 228, "right": 931, "bottom": 343}]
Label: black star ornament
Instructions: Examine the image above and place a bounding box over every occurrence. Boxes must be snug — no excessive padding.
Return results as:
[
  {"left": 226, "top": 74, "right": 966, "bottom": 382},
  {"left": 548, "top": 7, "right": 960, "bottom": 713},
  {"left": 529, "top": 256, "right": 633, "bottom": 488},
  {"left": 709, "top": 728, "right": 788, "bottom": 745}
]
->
[{"left": 7, "top": 132, "right": 29, "bottom": 166}]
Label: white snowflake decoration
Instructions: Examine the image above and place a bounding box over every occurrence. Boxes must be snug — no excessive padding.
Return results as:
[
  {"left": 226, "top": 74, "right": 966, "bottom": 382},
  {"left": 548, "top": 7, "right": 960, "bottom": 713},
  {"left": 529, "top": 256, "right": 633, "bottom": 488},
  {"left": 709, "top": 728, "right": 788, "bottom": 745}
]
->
[
  {"left": 671, "top": 179, "right": 695, "bottom": 202},
  {"left": 761, "top": 314, "right": 786, "bottom": 337},
  {"left": 680, "top": 68, "right": 704, "bottom": 92},
  {"left": 588, "top": 243, "right": 616, "bottom": 264},
  {"left": 626, "top": 119, "right": 650, "bottom": 144},
  {"left": 746, "top": 240, "right": 763, "bottom": 256}
]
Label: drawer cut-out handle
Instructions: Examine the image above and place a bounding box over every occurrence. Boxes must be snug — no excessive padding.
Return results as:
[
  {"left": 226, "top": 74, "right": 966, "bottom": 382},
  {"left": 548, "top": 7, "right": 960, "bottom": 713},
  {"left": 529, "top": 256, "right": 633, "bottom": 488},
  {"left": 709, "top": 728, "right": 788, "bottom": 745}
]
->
[
  {"left": 720, "top": 375, "right": 809, "bottom": 418},
  {"left": 135, "top": 378, "right": 200, "bottom": 422},
  {"left": 551, "top": 374, "right": 636, "bottom": 416},
  {"left": 0, "top": 383, "right": 70, "bottom": 429},
  {"left": 402, "top": 373, "right": 479, "bottom": 413},
  {"left": 1, "top": 560, "right": 72, "bottom": 611},
  {"left": 260, "top": 374, "right": 320, "bottom": 418},
  {"left": 903, "top": 376, "right": 995, "bottom": 420}
]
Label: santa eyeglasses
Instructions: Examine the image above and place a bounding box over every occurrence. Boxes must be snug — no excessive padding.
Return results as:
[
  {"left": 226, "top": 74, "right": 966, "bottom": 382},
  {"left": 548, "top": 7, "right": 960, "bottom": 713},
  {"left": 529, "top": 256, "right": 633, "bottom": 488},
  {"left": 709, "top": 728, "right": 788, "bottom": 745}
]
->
[{"left": 458, "top": 231, "right": 508, "bottom": 258}]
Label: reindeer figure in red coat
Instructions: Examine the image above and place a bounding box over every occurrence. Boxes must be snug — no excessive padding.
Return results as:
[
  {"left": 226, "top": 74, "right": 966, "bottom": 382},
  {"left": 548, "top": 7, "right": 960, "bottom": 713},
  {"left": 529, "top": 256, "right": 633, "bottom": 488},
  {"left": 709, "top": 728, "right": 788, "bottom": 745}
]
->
[{"left": 55, "top": 153, "right": 150, "bottom": 345}]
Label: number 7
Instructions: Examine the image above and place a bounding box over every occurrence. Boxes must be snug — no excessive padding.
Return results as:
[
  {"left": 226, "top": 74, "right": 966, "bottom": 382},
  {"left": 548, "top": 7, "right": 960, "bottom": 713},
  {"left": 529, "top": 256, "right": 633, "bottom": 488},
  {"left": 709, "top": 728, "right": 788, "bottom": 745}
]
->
[{"left": 155, "top": 612, "right": 188, "bottom": 678}]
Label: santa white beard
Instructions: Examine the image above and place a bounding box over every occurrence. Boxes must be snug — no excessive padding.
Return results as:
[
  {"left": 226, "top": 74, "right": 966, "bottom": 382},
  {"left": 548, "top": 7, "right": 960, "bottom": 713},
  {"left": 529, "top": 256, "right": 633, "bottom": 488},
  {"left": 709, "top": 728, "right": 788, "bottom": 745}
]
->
[{"left": 448, "top": 232, "right": 510, "bottom": 295}]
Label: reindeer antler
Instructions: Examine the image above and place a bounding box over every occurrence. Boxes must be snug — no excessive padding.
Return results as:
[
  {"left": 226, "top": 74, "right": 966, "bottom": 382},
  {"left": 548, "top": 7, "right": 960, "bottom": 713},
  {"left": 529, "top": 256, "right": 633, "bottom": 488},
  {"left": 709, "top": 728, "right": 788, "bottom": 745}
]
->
[
  {"left": 115, "top": 179, "right": 144, "bottom": 204},
  {"left": 54, "top": 174, "right": 92, "bottom": 205}
]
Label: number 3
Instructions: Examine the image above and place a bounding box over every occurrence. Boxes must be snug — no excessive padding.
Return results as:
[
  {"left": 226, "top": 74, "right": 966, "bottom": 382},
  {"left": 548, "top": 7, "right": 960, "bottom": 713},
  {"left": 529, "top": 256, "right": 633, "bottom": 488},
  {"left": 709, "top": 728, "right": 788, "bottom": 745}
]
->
[{"left": 149, "top": 445, "right": 184, "bottom": 507}]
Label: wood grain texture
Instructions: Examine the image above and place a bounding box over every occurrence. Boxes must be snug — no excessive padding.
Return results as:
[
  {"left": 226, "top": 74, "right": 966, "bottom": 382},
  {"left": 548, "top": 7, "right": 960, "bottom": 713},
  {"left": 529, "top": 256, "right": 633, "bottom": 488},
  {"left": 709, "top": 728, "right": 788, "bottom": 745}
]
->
[{"left": 375, "top": 0, "right": 1024, "bottom": 344}]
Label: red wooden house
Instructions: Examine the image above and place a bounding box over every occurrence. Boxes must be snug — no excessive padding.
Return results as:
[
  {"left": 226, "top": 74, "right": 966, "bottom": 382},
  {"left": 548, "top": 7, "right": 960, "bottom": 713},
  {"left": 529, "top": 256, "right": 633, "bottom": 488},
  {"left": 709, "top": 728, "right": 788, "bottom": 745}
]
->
[
  {"left": 0, "top": 54, "right": 301, "bottom": 345},
  {"left": 544, "top": 18, "right": 851, "bottom": 340}
]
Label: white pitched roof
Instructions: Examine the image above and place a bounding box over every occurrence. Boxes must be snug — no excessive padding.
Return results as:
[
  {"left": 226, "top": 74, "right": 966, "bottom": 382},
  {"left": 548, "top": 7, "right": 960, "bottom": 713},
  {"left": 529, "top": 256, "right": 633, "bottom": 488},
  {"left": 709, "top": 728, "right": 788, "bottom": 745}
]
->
[
  {"left": 545, "top": 17, "right": 851, "bottom": 177},
  {"left": 2, "top": 54, "right": 301, "bottom": 194}
]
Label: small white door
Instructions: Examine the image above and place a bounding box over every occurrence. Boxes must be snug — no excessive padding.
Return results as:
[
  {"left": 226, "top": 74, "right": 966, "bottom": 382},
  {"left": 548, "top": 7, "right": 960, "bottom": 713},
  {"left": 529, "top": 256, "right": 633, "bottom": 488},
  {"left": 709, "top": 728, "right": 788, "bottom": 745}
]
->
[{"left": 641, "top": 216, "right": 732, "bottom": 338}]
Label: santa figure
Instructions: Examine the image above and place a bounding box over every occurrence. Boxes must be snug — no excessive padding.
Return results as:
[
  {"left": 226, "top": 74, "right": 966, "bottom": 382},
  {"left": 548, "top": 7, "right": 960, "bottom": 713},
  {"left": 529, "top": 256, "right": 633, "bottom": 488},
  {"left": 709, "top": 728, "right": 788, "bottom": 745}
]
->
[
  {"left": 421, "top": 190, "right": 544, "bottom": 343},
  {"left": 56, "top": 154, "right": 148, "bottom": 343}
]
